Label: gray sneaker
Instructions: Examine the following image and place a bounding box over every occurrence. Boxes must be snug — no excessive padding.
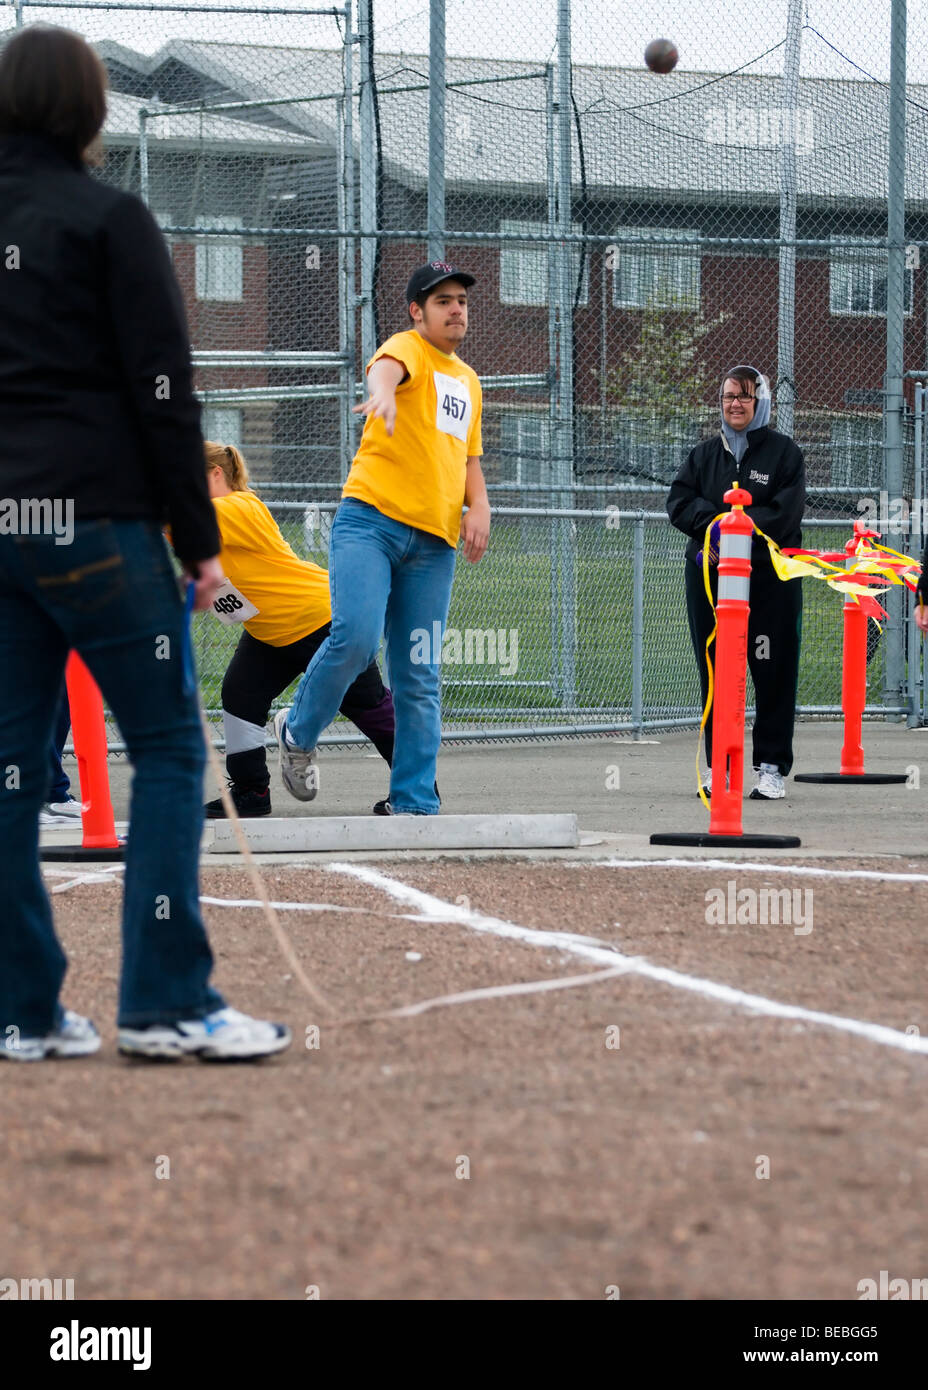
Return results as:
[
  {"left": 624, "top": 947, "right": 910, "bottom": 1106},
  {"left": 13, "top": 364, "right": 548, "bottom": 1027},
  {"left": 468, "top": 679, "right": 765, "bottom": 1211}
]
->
[
  {"left": 750, "top": 763, "right": 786, "bottom": 800},
  {"left": 273, "top": 708, "right": 319, "bottom": 802},
  {"left": 1, "top": 1009, "right": 101, "bottom": 1062},
  {"left": 39, "top": 797, "right": 83, "bottom": 827}
]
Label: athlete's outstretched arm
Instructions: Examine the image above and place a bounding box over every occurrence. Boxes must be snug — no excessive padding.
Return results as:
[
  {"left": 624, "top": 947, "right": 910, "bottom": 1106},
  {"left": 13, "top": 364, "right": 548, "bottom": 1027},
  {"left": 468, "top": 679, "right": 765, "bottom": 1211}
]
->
[{"left": 352, "top": 357, "right": 407, "bottom": 436}]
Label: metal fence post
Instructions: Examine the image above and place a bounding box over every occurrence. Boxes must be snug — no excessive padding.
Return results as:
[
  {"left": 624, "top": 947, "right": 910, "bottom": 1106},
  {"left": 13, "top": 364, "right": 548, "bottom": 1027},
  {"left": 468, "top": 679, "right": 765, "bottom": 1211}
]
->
[
  {"left": 884, "top": 0, "right": 907, "bottom": 718},
  {"left": 554, "top": 0, "right": 576, "bottom": 708},
  {"left": 358, "top": 0, "right": 377, "bottom": 369},
  {"left": 911, "top": 382, "right": 925, "bottom": 725},
  {"left": 776, "top": 0, "right": 802, "bottom": 439},
  {"left": 545, "top": 63, "right": 561, "bottom": 699},
  {"left": 428, "top": 0, "right": 445, "bottom": 262},
  {"left": 138, "top": 109, "right": 149, "bottom": 207},
  {"left": 336, "top": 94, "right": 355, "bottom": 485},
  {"left": 632, "top": 513, "right": 644, "bottom": 734}
]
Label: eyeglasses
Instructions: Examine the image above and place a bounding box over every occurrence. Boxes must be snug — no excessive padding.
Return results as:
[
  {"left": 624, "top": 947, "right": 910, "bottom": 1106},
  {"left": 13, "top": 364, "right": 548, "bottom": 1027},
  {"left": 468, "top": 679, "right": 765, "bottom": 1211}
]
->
[{"left": 722, "top": 392, "right": 756, "bottom": 404}]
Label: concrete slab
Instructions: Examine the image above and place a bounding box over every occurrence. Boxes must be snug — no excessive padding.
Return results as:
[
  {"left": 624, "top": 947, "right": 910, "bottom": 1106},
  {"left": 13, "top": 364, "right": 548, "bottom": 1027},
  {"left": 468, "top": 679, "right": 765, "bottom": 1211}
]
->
[
  {"left": 42, "top": 719, "right": 928, "bottom": 863},
  {"left": 207, "top": 811, "right": 579, "bottom": 854}
]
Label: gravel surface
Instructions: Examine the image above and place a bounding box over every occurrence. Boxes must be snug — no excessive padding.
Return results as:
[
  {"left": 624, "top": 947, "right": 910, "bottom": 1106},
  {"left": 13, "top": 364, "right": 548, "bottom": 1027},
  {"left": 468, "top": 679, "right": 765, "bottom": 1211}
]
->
[{"left": 3, "top": 857, "right": 927, "bottom": 1300}]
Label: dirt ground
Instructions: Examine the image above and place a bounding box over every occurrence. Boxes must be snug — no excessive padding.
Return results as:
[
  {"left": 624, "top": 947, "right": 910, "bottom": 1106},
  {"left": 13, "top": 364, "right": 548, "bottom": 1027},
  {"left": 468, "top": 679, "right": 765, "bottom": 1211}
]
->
[{"left": 3, "top": 854, "right": 927, "bottom": 1301}]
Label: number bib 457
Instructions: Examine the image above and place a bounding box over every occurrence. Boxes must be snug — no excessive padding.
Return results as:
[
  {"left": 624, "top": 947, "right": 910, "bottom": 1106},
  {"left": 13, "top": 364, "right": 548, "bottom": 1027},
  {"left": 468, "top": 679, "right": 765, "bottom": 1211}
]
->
[{"left": 433, "top": 370, "right": 471, "bottom": 443}]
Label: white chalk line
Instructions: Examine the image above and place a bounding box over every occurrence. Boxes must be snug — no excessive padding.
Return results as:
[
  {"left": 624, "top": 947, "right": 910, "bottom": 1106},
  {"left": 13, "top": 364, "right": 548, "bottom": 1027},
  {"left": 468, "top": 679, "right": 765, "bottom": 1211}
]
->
[
  {"left": 327, "top": 862, "right": 928, "bottom": 1057},
  {"left": 201, "top": 895, "right": 380, "bottom": 915},
  {"left": 194, "top": 889, "right": 630, "bottom": 1019},
  {"left": 44, "top": 864, "right": 125, "bottom": 894},
  {"left": 592, "top": 858, "right": 928, "bottom": 884}
]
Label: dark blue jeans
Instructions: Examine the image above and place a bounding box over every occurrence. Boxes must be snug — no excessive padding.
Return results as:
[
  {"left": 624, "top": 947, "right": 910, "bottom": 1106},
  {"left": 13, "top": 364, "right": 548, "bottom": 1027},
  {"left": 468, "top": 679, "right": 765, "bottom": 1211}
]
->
[
  {"left": 286, "top": 499, "right": 456, "bottom": 813},
  {"left": 46, "top": 683, "right": 71, "bottom": 803},
  {"left": 0, "top": 520, "right": 225, "bottom": 1035}
]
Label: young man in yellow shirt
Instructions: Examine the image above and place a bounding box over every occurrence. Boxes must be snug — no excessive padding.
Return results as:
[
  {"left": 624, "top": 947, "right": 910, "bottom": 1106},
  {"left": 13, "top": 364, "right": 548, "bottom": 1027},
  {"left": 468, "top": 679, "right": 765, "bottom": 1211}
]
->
[{"left": 275, "top": 261, "right": 490, "bottom": 814}]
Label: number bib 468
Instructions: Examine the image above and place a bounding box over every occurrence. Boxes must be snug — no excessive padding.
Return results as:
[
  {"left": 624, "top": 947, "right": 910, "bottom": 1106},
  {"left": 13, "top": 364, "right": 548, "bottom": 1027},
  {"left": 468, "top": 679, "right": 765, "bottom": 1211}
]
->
[
  {"left": 433, "top": 370, "right": 471, "bottom": 443},
  {"left": 211, "top": 579, "right": 259, "bottom": 624}
]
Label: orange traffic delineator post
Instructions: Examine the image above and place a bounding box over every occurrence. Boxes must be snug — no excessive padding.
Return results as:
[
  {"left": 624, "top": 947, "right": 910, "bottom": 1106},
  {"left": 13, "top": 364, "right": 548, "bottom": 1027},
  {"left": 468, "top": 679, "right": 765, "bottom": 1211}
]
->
[
  {"left": 652, "top": 486, "right": 801, "bottom": 848},
  {"left": 795, "top": 519, "right": 908, "bottom": 786},
  {"left": 39, "top": 651, "right": 124, "bottom": 862}
]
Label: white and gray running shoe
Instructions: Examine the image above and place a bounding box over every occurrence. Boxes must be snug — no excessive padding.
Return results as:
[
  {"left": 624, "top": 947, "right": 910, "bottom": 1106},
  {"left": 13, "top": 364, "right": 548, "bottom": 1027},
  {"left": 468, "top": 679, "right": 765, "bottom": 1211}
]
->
[
  {"left": 118, "top": 1007, "right": 291, "bottom": 1062},
  {"left": 1, "top": 1009, "right": 101, "bottom": 1062},
  {"left": 272, "top": 708, "right": 318, "bottom": 802},
  {"left": 750, "top": 763, "right": 786, "bottom": 800}
]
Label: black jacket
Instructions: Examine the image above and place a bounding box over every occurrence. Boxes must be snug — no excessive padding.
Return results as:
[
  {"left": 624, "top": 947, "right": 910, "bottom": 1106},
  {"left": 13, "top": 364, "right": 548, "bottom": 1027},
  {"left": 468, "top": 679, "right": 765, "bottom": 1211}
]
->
[
  {"left": 0, "top": 132, "right": 219, "bottom": 567},
  {"left": 667, "top": 426, "right": 806, "bottom": 569}
]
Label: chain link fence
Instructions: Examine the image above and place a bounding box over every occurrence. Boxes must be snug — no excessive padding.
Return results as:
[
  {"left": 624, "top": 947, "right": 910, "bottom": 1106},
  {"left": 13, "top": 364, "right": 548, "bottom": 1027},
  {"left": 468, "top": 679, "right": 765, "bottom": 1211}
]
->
[{"left": 4, "top": 0, "right": 924, "bottom": 746}]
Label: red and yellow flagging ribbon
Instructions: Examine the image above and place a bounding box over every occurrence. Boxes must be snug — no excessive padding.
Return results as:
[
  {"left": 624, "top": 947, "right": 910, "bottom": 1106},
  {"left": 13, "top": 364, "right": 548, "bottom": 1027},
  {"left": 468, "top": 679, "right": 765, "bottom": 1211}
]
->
[{"left": 694, "top": 507, "right": 923, "bottom": 810}]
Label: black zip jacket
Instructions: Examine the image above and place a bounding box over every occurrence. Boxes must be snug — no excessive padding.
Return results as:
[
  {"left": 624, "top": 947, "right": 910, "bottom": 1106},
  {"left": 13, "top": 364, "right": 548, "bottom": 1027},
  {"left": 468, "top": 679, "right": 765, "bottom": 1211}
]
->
[
  {"left": 0, "top": 132, "right": 219, "bottom": 568},
  {"left": 667, "top": 426, "right": 806, "bottom": 569}
]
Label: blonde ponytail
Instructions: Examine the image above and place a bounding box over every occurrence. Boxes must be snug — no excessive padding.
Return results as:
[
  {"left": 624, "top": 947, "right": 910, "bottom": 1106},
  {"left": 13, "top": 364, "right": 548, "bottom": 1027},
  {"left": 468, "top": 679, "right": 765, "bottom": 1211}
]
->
[{"left": 204, "top": 440, "right": 250, "bottom": 490}]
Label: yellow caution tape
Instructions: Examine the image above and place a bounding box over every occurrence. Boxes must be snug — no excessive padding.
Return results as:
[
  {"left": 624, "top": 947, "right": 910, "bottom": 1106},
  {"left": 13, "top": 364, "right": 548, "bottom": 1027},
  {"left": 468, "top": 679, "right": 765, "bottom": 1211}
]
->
[{"left": 694, "top": 509, "right": 922, "bottom": 804}]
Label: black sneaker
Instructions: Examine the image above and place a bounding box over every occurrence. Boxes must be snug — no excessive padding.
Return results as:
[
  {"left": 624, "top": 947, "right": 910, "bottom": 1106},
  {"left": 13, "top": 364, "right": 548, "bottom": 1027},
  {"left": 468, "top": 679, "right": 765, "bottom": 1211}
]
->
[
  {"left": 372, "top": 782, "right": 439, "bottom": 816},
  {"left": 204, "top": 785, "right": 272, "bottom": 819}
]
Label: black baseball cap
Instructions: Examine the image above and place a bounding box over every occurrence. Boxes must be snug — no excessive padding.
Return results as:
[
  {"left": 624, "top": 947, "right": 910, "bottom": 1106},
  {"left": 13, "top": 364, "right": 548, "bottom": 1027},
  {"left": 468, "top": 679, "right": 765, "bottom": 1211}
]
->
[{"left": 405, "top": 260, "right": 476, "bottom": 306}]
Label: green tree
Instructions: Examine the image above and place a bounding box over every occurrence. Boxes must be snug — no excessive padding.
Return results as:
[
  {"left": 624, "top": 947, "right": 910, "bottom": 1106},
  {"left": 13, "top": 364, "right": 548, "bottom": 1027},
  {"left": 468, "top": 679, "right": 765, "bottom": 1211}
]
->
[{"left": 606, "top": 296, "right": 728, "bottom": 431}]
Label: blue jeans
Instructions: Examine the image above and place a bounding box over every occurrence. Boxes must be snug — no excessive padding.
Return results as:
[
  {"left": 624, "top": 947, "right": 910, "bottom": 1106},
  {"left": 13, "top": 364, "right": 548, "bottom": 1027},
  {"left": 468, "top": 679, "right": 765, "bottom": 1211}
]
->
[
  {"left": 286, "top": 499, "right": 456, "bottom": 813},
  {"left": 0, "top": 520, "right": 225, "bottom": 1036},
  {"left": 46, "top": 683, "right": 71, "bottom": 803}
]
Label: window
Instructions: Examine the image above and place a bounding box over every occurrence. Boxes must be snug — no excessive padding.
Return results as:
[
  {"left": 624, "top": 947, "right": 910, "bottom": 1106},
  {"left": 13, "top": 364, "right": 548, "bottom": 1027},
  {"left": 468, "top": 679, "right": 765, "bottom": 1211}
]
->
[
  {"left": 499, "top": 413, "right": 551, "bottom": 487},
  {"left": 202, "top": 407, "right": 242, "bottom": 448},
  {"left": 830, "top": 416, "right": 881, "bottom": 489},
  {"left": 499, "top": 219, "right": 589, "bottom": 307},
  {"left": 612, "top": 226, "right": 700, "bottom": 310},
  {"left": 196, "top": 215, "right": 243, "bottom": 302},
  {"left": 830, "top": 236, "right": 913, "bottom": 317}
]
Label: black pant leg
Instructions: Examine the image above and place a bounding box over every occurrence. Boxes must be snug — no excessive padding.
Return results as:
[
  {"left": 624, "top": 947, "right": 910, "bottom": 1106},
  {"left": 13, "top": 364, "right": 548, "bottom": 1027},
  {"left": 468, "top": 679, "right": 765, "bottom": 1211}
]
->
[
  {"left": 338, "top": 662, "right": 395, "bottom": 766},
  {"left": 221, "top": 628, "right": 325, "bottom": 789},
  {"left": 684, "top": 560, "right": 719, "bottom": 764},
  {"left": 746, "top": 562, "right": 803, "bottom": 776}
]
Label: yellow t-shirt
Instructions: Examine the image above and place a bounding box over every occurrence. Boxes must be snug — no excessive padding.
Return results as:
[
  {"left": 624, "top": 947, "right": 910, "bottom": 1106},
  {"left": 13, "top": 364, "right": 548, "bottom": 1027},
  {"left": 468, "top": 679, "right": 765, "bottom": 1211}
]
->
[
  {"left": 212, "top": 490, "right": 331, "bottom": 647},
  {"left": 343, "top": 329, "right": 483, "bottom": 547}
]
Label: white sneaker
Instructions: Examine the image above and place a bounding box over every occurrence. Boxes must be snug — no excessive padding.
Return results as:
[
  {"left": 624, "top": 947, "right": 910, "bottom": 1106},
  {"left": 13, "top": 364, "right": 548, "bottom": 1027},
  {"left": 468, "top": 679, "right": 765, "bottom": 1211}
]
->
[
  {"left": 698, "top": 769, "right": 712, "bottom": 799},
  {"left": 272, "top": 708, "right": 318, "bottom": 802},
  {"left": 117, "top": 1006, "right": 291, "bottom": 1062},
  {"left": 750, "top": 763, "right": 786, "bottom": 799},
  {"left": 1, "top": 1009, "right": 100, "bottom": 1062},
  {"left": 39, "top": 797, "right": 83, "bottom": 826}
]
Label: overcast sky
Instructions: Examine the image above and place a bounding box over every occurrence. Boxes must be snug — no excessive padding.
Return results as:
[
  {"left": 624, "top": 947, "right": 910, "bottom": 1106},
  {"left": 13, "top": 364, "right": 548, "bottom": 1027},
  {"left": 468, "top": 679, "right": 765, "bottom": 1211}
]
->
[{"left": 4, "top": 0, "right": 926, "bottom": 83}]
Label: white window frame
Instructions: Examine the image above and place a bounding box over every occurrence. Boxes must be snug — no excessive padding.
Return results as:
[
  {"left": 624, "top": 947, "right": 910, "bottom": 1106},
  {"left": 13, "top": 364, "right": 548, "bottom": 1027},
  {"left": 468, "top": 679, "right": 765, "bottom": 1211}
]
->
[
  {"left": 830, "top": 415, "right": 882, "bottom": 489},
  {"left": 499, "top": 219, "right": 589, "bottom": 307},
  {"left": 500, "top": 413, "right": 551, "bottom": 487},
  {"left": 829, "top": 235, "right": 913, "bottom": 317},
  {"left": 202, "top": 407, "right": 243, "bottom": 448},
  {"left": 195, "top": 214, "right": 243, "bottom": 302},
  {"left": 612, "top": 226, "right": 701, "bottom": 311}
]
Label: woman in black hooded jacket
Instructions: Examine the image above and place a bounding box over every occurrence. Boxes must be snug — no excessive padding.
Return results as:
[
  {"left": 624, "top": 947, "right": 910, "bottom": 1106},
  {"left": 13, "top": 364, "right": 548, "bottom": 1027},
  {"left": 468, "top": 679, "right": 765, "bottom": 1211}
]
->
[{"left": 667, "top": 365, "right": 805, "bottom": 800}]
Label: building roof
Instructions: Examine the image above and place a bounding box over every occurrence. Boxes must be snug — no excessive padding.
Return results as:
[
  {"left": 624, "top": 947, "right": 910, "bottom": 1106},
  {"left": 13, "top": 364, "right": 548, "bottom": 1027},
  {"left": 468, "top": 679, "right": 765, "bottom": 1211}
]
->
[
  {"left": 103, "top": 87, "right": 321, "bottom": 155},
  {"left": 93, "top": 37, "right": 928, "bottom": 207}
]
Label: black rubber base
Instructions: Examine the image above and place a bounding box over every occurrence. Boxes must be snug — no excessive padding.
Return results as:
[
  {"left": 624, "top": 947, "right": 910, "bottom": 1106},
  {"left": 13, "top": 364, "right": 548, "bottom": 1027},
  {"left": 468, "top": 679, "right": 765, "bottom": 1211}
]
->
[
  {"left": 39, "top": 845, "right": 125, "bottom": 862},
  {"left": 650, "top": 832, "right": 802, "bottom": 848},
  {"left": 793, "top": 772, "right": 909, "bottom": 785}
]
